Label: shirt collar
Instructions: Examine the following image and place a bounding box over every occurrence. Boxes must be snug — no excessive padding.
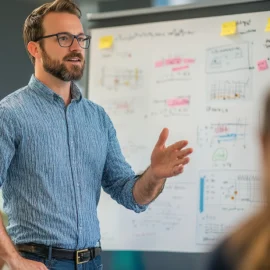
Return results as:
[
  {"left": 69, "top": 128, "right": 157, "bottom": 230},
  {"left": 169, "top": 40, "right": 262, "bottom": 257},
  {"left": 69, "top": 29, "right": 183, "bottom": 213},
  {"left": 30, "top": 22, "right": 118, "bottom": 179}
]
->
[{"left": 28, "top": 74, "right": 82, "bottom": 102}]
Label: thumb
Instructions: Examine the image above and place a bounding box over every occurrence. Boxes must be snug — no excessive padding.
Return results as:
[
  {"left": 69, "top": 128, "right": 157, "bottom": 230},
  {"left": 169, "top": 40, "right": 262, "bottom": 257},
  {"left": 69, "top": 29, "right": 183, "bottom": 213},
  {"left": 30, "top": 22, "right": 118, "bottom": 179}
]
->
[{"left": 155, "top": 128, "right": 169, "bottom": 148}]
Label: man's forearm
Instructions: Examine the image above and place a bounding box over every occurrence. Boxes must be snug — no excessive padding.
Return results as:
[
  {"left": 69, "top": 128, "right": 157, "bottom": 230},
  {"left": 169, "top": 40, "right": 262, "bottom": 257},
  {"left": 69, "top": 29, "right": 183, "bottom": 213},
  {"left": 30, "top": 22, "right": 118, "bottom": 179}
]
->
[
  {"left": 0, "top": 215, "right": 20, "bottom": 267},
  {"left": 133, "top": 167, "right": 166, "bottom": 205}
]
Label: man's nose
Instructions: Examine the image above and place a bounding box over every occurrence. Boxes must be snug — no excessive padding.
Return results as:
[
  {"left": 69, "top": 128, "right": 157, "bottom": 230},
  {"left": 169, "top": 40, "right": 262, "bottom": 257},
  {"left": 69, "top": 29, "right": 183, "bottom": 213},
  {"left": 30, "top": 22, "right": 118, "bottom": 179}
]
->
[{"left": 69, "top": 37, "right": 82, "bottom": 51}]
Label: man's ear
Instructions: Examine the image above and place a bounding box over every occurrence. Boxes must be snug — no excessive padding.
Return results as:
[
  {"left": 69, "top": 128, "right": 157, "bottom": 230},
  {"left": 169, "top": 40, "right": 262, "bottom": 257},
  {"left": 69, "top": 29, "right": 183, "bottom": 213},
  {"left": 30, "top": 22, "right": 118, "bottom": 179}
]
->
[{"left": 27, "top": 41, "right": 42, "bottom": 60}]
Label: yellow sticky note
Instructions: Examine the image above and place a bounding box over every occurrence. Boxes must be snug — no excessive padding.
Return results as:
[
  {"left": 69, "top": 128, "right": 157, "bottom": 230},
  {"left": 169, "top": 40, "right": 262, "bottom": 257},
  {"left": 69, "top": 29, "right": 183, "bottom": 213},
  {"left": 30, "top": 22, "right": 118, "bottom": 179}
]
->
[
  {"left": 99, "top": 36, "right": 113, "bottom": 49},
  {"left": 265, "top": 18, "right": 270, "bottom": 32},
  {"left": 221, "top": 21, "right": 237, "bottom": 36}
]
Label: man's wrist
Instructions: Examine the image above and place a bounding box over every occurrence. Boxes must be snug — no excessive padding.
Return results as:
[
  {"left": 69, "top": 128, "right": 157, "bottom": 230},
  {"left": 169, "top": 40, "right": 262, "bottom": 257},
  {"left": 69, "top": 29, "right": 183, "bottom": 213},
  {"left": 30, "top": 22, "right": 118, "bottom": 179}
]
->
[
  {"left": 147, "top": 166, "right": 165, "bottom": 186},
  {"left": 4, "top": 250, "right": 21, "bottom": 268}
]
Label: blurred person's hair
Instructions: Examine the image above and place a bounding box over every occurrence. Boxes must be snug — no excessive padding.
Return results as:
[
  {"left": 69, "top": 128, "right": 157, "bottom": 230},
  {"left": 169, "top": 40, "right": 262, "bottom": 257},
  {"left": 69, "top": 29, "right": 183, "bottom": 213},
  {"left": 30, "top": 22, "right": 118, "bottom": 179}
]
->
[
  {"left": 23, "top": 0, "right": 81, "bottom": 65},
  {"left": 224, "top": 90, "right": 270, "bottom": 270}
]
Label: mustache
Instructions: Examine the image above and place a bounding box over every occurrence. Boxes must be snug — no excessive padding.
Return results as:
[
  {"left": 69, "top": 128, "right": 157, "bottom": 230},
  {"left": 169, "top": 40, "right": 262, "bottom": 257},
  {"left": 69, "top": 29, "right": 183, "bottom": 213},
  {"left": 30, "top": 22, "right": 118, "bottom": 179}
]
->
[{"left": 63, "top": 53, "right": 84, "bottom": 61}]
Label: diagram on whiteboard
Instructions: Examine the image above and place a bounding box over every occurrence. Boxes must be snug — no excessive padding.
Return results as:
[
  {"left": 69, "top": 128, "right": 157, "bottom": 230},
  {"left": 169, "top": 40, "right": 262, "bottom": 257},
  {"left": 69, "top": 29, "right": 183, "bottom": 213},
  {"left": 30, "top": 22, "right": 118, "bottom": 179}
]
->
[
  {"left": 206, "top": 43, "right": 253, "bottom": 102},
  {"left": 97, "top": 97, "right": 149, "bottom": 129},
  {"left": 149, "top": 95, "right": 191, "bottom": 118},
  {"left": 131, "top": 182, "right": 194, "bottom": 239},
  {"left": 99, "top": 66, "right": 144, "bottom": 91},
  {"left": 114, "top": 28, "right": 195, "bottom": 42},
  {"left": 118, "top": 140, "right": 150, "bottom": 173},
  {"left": 196, "top": 170, "right": 262, "bottom": 245},
  {"left": 131, "top": 200, "right": 185, "bottom": 238},
  {"left": 154, "top": 54, "right": 196, "bottom": 84},
  {"left": 98, "top": 44, "right": 133, "bottom": 59},
  {"left": 206, "top": 43, "right": 251, "bottom": 74},
  {"left": 120, "top": 140, "right": 149, "bottom": 161},
  {"left": 100, "top": 97, "right": 147, "bottom": 117},
  {"left": 197, "top": 118, "right": 248, "bottom": 148},
  {"left": 206, "top": 70, "right": 252, "bottom": 102},
  {"left": 197, "top": 118, "right": 251, "bottom": 168},
  {"left": 208, "top": 77, "right": 250, "bottom": 101}
]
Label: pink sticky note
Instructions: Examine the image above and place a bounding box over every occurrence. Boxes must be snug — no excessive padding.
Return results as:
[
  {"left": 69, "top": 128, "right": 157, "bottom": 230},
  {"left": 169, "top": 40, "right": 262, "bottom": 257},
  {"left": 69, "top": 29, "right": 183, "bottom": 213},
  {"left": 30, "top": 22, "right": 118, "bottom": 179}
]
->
[
  {"left": 172, "top": 65, "right": 189, "bottom": 72},
  {"left": 167, "top": 98, "right": 190, "bottom": 107},
  {"left": 155, "top": 60, "right": 164, "bottom": 68},
  {"left": 257, "top": 59, "right": 268, "bottom": 71}
]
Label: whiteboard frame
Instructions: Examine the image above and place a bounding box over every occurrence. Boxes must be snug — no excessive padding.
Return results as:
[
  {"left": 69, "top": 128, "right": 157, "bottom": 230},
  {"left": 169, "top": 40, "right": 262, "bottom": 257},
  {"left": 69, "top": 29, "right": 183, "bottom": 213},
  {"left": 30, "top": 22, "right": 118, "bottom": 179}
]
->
[{"left": 87, "top": 0, "right": 266, "bottom": 21}]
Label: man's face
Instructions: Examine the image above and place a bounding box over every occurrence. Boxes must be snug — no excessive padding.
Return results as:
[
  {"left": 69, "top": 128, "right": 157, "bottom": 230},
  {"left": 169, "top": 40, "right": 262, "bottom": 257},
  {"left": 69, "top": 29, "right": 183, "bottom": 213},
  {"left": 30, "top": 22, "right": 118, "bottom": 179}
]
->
[{"left": 39, "top": 12, "right": 86, "bottom": 81}]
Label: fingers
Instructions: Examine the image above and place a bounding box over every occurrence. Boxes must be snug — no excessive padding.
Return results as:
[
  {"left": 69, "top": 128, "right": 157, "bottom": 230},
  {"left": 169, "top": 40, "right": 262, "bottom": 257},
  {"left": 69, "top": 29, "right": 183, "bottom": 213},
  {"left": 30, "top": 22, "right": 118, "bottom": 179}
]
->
[
  {"left": 172, "top": 157, "right": 191, "bottom": 176},
  {"left": 170, "top": 140, "right": 189, "bottom": 151},
  {"left": 155, "top": 128, "right": 169, "bottom": 148},
  {"left": 170, "top": 144, "right": 192, "bottom": 170},
  {"left": 36, "top": 262, "right": 48, "bottom": 270},
  {"left": 26, "top": 260, "right": 48, "bottom": 270},
  {"left": 174, "top": 147, "right": 193, "bottom": 160},
  {"left": 40, "top": 262, "right": 49, "bottom": 270},
  {"left": 173, "top": 156, "right": 190, "bottom": 167},
  {"left": 172, "top": 165, "right": 184, "bottom": 176}
]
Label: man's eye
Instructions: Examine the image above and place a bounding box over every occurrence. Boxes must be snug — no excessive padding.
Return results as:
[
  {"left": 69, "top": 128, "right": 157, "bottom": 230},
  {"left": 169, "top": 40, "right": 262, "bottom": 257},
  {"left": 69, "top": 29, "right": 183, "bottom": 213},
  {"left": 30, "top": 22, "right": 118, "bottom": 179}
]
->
[{"left": 59, "top": 36, "right": 69, "bottom": 41}]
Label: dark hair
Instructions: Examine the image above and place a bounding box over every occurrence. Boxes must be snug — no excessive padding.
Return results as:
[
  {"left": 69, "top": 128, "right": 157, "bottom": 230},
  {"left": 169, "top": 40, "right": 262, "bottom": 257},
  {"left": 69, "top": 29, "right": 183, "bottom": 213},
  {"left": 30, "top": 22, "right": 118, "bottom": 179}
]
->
[{"left": 23, "top": 0, "right": 81, "bottom": 64}]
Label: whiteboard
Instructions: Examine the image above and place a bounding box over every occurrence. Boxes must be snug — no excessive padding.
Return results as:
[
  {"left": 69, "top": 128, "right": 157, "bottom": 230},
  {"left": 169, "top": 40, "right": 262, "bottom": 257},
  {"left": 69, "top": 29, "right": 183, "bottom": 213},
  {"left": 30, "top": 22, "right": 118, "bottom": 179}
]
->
[{"left": 88, "top": 11, "right": 269, "bottom": 252}]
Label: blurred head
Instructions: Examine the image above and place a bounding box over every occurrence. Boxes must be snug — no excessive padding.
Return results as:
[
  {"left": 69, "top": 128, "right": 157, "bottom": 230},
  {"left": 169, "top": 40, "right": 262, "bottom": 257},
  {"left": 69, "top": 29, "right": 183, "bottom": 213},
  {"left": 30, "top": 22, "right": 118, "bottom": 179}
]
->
[
  {"left": 224, "top": 90, "right": 270, "bottom": 270},
  {"left": 23, "top": 0, "right": 89, "bottom": 81},
  {"left": 261, "top": 90, "right": 270, "bottom": 206}
]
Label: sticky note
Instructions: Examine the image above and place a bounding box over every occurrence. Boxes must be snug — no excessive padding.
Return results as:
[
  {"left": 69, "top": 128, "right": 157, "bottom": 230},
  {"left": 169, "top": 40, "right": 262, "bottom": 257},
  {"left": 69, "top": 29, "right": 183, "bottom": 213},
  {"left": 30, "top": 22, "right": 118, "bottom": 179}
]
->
[
  {"left": 99, "top": 36, "right": 113, "bottom": 49},
  {"left": 167, "top": 98, "right": 189, "bottom": 107},
  {"left": 257, "top": 59, "right": 268, "bottom": 71},
  {"left": 221, "top": 21, "right": 237, "bottom": 36},
  {"left": 265, "top": 18, "right": 270, "bottom": 32}
]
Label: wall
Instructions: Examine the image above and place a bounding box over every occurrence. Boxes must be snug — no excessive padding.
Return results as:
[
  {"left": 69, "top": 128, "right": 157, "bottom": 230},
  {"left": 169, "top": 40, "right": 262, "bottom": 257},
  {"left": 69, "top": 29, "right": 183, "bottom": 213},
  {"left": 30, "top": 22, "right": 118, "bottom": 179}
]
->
[
  {"left": 0, "top": 1, "right": 42, "bottom": 100},
  {"left": 0, "top": 0, "right": 83, "bottom": 100}
]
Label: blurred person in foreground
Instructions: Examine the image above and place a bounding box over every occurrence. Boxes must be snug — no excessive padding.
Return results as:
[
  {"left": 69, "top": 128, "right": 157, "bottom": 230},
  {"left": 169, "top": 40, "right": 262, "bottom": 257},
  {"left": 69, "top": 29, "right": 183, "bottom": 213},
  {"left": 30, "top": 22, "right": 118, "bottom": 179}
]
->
[{"left": 207, "top": 91, "right": 270, "bottom": 270}]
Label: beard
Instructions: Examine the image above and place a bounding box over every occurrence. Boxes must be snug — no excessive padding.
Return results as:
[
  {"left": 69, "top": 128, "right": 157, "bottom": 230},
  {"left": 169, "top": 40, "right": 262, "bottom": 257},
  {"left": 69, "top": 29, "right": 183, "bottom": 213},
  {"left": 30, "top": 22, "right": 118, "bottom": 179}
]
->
[{"left": 41, "top": 48, "right": 85, "bottom": 82}]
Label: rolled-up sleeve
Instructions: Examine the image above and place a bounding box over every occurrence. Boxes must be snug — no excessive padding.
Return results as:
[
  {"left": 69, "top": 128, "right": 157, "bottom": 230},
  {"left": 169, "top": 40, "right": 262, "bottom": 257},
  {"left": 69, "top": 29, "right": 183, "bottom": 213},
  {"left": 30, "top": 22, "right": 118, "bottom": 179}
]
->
[{"left": 101, "top": 113, "right": 148, "bottom": 213}]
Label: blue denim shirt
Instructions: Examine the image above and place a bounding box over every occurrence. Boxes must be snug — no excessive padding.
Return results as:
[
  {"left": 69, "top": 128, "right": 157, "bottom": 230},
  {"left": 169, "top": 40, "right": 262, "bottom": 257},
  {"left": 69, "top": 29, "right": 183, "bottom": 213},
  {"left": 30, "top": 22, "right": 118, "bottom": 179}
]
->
[{"left": 0, "top": 75, "right": 146, "bottom": 249}]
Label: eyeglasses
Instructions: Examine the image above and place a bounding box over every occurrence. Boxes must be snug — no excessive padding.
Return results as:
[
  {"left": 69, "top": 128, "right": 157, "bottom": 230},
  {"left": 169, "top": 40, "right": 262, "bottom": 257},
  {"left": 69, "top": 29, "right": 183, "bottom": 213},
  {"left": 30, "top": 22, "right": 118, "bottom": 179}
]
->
[{"left": 34, "top": 32, "right": 91, "bottom": 49}]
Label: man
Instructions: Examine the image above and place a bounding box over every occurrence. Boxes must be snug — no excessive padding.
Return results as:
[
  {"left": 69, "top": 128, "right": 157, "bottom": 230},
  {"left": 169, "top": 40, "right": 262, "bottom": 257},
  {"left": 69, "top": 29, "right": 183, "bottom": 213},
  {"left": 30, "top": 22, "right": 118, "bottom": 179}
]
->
[{"left": 0, "top": 0, "right": 192, "bottom": 269}]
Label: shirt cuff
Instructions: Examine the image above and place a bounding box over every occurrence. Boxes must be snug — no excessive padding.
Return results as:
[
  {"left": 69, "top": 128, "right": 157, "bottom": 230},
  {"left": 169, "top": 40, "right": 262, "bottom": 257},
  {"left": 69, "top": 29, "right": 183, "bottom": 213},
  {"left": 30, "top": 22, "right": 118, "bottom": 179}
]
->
[{"left": 127, "top": 175, "right": 149, "bottom": 213}]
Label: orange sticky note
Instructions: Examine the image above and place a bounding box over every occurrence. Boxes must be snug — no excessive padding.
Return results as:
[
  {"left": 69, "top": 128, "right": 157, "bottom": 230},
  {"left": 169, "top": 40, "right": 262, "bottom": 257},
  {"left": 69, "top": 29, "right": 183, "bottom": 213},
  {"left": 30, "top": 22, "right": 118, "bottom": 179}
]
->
[
  {"left": 221, "top": 21, "right": 237, "bottom": 36},
  {"left": 257, "top": 59, "right": 268, "bottom": 71},
  {"left": 99, "top": 36, "right": 113, "bottom": 49},
  {"left": 265, "top": 18, "right": 270, "bottom": 32}
]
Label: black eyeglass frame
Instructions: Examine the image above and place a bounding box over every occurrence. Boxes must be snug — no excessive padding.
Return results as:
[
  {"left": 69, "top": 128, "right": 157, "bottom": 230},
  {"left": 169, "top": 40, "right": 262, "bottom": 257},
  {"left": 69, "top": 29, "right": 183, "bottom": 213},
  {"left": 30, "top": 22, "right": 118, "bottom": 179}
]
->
[{"left": 34, "top": 32, "right": 91, "bottom": 49}]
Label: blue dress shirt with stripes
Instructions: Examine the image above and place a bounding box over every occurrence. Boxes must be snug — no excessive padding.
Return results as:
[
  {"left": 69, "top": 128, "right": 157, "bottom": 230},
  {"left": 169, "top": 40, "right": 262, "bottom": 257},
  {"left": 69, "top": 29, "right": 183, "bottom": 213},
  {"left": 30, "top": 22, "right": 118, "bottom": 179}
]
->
[{"left": 0, "top": 75, "right": 146, "bottom": 249}]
